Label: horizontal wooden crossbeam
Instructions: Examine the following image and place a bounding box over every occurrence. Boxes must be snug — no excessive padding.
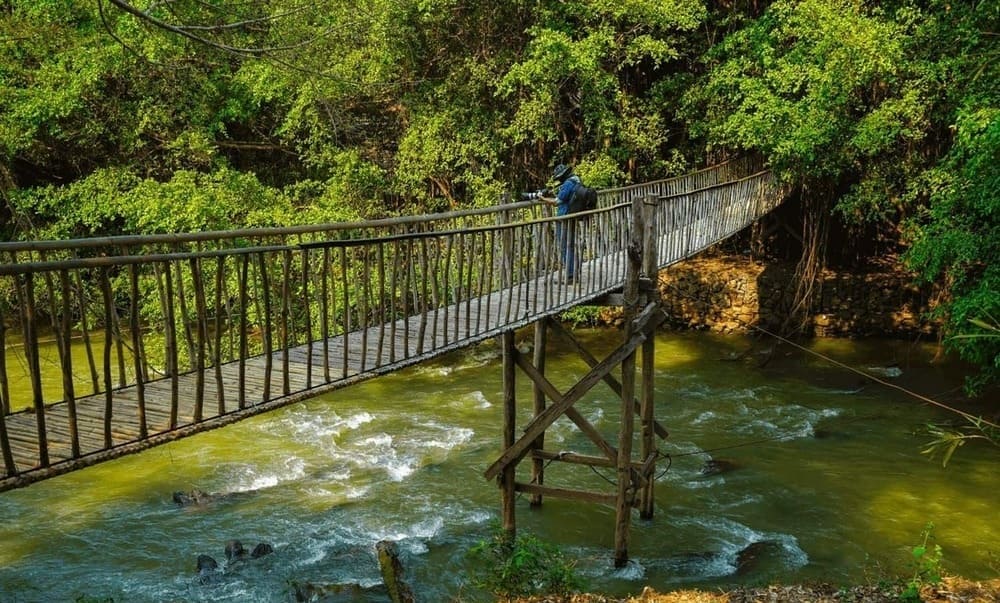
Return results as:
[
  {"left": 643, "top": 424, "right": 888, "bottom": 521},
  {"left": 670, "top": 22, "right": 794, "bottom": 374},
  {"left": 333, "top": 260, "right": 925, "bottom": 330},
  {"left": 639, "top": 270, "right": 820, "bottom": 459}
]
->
[{"left": 513, "top": 482, "right": 619, "bottom": 505}]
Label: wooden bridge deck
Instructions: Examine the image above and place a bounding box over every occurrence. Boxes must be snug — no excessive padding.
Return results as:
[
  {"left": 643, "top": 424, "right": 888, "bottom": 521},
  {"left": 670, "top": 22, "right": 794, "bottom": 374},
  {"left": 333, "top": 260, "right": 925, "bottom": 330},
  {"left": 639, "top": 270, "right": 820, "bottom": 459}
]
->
[{"left": 0, "top": 161, "right": 783, "bottom": 490}]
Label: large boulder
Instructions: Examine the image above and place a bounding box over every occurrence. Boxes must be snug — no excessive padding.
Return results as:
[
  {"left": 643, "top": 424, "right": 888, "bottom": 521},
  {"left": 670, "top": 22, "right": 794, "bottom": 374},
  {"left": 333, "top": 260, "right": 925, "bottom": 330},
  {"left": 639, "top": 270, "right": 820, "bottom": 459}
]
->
[
  {"left": 224, "top": 540, "right": 247, "bottom": 562},
  {"left": 195, "top": 554, "right": 221, "bottom": 585},
  {"left": 735, "top": 540, "right": 784, "bottom": 576}
]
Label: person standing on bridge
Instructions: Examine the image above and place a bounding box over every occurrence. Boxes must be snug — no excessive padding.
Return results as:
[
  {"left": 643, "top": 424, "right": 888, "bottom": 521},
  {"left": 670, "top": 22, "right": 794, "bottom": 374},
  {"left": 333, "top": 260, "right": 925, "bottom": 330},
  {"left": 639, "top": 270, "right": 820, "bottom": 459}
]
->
[{"left": 521, "top": 163, "right": 583, "bottom": 284}]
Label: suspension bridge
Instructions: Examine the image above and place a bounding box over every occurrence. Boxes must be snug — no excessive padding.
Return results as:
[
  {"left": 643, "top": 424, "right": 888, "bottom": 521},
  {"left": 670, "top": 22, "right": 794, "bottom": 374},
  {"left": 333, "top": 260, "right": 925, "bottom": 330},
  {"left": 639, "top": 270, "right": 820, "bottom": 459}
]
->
[{"left": 0, "top": 157, "right": 785, "bottom": 561}]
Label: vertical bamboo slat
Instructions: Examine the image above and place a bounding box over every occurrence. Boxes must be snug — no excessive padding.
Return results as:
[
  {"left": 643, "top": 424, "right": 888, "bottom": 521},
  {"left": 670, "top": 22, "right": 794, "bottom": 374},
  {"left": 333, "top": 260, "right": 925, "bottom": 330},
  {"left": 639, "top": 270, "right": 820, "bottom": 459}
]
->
[
  {"left": 174, "top": 261, "right": 195, "bottom": 370},
  {"left": 238, "top": 255, "right": 249, "bottom": 409},
  {"left": 281, "top": 250, "right": 291, "bottom": 396},
  {"left": 399, "top": 240, "right": 410, "bottom": 358},
  {"left": 375, "top": 242, "right": 385, "bottom": 367},
  {"left": 60, "top": 270, "right": 80, "bottom": 455},
  {"left": 464, "top": 234, "right": 474, "bottom": 336},
  {"left": 455, "top": 232, "right": 465, "bottom": 339},
  {"left": 417, "top": 238, "right": 441, "bottom": 354},
  {"left": 301, "top": 248, "right": 313, "bottom": 388},
  {"left": 0, "top": 308, "right": 16, "bottom": 474},
  {"left": 387, "top": 242, "right": 398, "bottom": 363},
  {"left": 99, "top": 268, "right": 114, "bottom": 448},
  {"left": 360, "top": 248, "right": 370, "bottom": 372},
  {"left": 484, "top": 231, "right": 495, "bottom": 332},
  {"left": 161, "top": 263, "right": 180, "bottom": 428},
  {"left": 339, "top": 247, "right": 350, "bottom": 378},
  {"left": 19, "top": 274, "right": 49, "bottom": 466},
  {"left": 321, "top": 247, "right": 331, "bottom": 381},
  {"left": 111, "top": 251, "right": 127, "bottom": 389},
  {"left": 442, "top": 234, "right": 453, "bottom": 345},
  {"left": 213, "top": 257, "right": 225, "bottom": 414},
  {"left": 128, "top": 265, "right": 147, "bottom": 438},
  {"left": 258, "top": 253, "right": 274, "bottom": 402},
  {"left": 189, "top": 258, "right": 207, "bottom": 422},
  {"left": 75, "top": 272, "right": 100, "bottom": 395}
]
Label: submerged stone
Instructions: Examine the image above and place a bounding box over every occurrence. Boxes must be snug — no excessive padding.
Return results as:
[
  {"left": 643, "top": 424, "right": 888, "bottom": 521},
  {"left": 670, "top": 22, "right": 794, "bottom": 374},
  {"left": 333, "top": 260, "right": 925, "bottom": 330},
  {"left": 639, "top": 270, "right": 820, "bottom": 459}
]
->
[{"left": 700, "top": 458, "right": 738, "bottom": 476}]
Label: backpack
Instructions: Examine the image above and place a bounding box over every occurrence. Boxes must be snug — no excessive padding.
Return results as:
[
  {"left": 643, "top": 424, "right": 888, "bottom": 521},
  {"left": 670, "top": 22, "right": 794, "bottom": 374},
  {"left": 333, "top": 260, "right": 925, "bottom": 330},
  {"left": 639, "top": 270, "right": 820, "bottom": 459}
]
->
[{"left": 568, "top": 183, "right": 597, "bottom": 214}]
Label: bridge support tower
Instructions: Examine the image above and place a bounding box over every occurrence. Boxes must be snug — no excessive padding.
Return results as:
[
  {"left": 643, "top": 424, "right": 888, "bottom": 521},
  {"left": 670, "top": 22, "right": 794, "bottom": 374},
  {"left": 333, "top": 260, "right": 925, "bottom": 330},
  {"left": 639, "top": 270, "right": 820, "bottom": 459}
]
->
[{"left": 484, "top": 195, "right": 667, "bottom": 567}]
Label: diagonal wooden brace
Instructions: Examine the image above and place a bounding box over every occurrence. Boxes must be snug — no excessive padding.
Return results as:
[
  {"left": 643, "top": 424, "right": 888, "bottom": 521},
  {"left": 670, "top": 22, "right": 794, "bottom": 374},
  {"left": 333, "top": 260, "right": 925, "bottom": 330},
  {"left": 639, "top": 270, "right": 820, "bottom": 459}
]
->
[
  {"left": 513, "top": 351, "right": 618, "bottom": 462},
  {"left": 547, "top": 317, "right": 669, "bottom": 440},
  {"left": 484, "top": 329, "right": 647, "bottom": 482}
]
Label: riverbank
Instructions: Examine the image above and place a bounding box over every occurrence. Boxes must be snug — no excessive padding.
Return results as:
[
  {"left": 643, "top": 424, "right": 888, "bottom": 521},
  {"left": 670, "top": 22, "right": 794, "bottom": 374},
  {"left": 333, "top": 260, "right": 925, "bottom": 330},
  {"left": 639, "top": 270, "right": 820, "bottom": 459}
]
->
[
  {"left": 599, "top": 254, "right": 941, "bottom": 338},
  {"left": 512, "top": 576, "right": 1000, "bottom": 602}
]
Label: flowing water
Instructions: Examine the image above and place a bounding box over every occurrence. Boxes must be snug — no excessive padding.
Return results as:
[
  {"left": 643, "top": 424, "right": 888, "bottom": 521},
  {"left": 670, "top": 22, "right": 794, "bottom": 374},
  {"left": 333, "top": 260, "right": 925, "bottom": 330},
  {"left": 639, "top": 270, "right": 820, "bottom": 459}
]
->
[{"left": 0, "top": 330, "right": 997, "bottom": 602}]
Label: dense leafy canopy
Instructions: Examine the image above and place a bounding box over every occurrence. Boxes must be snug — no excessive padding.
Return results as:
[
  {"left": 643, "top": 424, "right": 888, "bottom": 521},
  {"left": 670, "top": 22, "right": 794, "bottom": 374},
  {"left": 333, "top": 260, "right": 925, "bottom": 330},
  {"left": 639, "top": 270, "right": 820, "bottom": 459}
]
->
[
  {"left": 682, "top": 0, "right": 998, "bottom": 391},
  {"left": 0, "top": 0, "right": 996, "bottom": 391}
]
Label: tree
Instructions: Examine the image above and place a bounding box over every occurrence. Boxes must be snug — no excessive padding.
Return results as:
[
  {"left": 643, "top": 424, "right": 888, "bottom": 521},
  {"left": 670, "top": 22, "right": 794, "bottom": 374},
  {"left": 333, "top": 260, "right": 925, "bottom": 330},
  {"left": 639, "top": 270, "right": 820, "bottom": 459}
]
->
[{"left": 683, "top": 0, "right": 1000, "bottom": 393}]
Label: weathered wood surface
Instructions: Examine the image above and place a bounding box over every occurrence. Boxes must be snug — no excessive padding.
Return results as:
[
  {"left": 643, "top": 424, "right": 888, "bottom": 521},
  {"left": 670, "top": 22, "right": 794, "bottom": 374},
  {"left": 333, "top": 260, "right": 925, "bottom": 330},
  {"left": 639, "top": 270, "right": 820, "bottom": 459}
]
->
[{"left": 0, "top": 162, "right": 783, "bottom": 491}]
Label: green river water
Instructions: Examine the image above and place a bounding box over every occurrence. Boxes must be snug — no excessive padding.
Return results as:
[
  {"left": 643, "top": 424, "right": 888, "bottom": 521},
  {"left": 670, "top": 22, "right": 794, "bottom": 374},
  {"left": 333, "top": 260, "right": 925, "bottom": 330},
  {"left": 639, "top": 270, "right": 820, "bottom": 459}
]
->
[{"left": 0, "top": 330, "right": 997, "bottom": 602}]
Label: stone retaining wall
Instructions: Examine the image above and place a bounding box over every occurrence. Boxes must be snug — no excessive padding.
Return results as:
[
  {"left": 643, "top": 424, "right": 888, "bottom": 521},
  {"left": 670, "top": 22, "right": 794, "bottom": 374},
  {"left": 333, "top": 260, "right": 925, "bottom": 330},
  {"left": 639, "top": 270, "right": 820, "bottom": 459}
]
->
[{"left": 653, "top": 256, "right": 940, "bottom": 337}]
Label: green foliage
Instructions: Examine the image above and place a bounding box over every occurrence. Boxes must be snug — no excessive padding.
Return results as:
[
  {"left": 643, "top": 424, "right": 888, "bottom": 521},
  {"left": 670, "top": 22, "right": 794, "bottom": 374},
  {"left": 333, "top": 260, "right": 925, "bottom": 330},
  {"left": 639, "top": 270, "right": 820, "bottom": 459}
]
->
[
  {"left": 899, "top": 523, "right": 944, "bottom": 602},
  {"left": 498, "top": 0, "right": 706, "bottom": 180},
  {"left": 685, "top": 0, "right": 1000, "bottom": 387},
  {"left": 3, "top": 0, "right": 714, "bottom": 236},
  {"left": 8, "top": 167, "right": 313, "bottom": 239},
  {"left": 922, "top": 418, "right": 1000, "bottom": 467},
  {"left": 468, "top": 524, "right": 585, "bottom": 600},
  {"left": 559, "top": 305, "right": 603, "bottom": 327},
  {"left": 685, "top": 0, "right": 917, "bottom": 180},
  {"left": 904, "top": 107, "right": 1000, "bottom": 394}
]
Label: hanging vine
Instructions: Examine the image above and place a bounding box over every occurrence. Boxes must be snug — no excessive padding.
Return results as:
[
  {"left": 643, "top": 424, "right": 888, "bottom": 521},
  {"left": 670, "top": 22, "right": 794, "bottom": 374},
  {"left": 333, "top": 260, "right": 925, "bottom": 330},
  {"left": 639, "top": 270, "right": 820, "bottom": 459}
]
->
[{"left": 779, "top": 183, "right": 831, "bottom": 338}]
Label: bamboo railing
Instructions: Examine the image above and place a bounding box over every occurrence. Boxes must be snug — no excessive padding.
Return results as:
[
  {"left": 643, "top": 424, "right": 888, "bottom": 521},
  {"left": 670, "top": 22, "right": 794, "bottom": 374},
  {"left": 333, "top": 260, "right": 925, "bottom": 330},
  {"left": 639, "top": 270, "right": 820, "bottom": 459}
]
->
[{"left": 0, "top": 157, "right": 782, "bottom": 490}]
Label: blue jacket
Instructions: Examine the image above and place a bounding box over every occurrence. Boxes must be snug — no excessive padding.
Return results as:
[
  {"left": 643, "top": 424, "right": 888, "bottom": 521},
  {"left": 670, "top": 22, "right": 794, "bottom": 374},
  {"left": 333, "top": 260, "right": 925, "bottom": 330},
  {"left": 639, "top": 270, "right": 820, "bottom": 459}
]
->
[{"left": 555, "top": 176, "right": 581, "bottom": 216}]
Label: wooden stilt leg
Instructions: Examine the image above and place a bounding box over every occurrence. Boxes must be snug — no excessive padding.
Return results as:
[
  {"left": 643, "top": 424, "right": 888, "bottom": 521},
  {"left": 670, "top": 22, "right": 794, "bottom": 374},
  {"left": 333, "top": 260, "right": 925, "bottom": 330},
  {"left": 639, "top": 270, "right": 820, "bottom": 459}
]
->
[
  {"left": 640, "top": 335, "right": 656, "bottom": 519},
  {"left": 501, "top": 331, "right": 517, "bottom": 537},
  {"left": 530, "top": 320, "right": 547, "bottom": 507},
  {"left": 614, "top": 195, "right": 644, "bottom": 568},
  {"left": 640, "top": 194, "right": 660, "bottom": 520},
  {"left": 614, "top": 348, "right": 636, "bottom": 567}
]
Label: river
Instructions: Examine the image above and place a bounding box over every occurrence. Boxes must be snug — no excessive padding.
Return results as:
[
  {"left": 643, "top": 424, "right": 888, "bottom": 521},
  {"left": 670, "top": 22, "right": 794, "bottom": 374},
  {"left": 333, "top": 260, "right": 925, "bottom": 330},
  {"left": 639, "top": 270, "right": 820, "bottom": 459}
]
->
[{"left": 0, "top": 330, "right": 996, "bottom": 602}]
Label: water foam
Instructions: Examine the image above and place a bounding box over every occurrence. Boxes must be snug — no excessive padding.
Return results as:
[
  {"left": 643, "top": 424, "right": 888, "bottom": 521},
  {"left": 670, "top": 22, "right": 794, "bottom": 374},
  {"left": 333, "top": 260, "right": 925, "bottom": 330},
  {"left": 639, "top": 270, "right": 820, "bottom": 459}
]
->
[
  {"left": 452, "top": 390, "right": 492, "bottom": 409},
  {"left": 673, "top": 515, "right": 809, "bottom": 576}
]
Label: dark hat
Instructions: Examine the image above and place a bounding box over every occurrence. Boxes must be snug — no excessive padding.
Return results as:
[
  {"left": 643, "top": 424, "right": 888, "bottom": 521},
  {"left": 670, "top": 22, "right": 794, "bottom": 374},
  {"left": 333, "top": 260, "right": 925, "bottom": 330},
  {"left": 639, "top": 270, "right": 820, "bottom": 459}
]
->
[{"left": 552, "top": 164, "right": 572, "bottom": 182}]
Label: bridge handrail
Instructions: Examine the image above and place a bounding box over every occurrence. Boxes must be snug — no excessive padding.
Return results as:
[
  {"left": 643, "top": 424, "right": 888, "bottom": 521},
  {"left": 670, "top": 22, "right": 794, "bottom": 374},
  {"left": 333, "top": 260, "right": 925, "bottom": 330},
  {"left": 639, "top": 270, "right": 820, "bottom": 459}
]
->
[
  {"left": 0, "top": 205, "right": 627, "bottom": 276},
  {"left": 660, "top": 169, "right": 773, "bottom": 199},
  {"left": 0, "top": 199, "right": 547, "bottom": 253},
  {"left": 598, "top": 155, "right": 760, "bottom": 196}
]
